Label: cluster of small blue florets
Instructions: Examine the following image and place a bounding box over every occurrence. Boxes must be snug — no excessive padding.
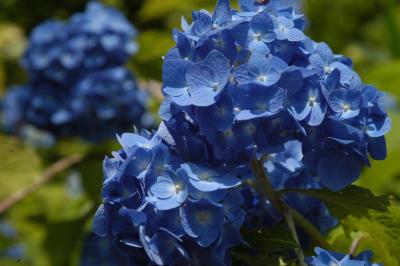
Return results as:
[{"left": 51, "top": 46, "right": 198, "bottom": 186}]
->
[
  {"left": 161, "top": 0, "right": 390, "bottom": 192},
  {"left": 94, "top": 131, "right": 244, "bottom": 265},
  {"left": 0, "top": 220, "right": 24, "bottom": 260},
  {"left": 94, "top": 0, "right": 390, "bottom": 265},
  {"left": 1, "top": 2, "right": 150, "bottom": 142},
  {"left": 22, "top": 2, "right": 137, "bottom": 84},
  {"left": 307, "top": 247, "right": 382, "bottom": 266}
]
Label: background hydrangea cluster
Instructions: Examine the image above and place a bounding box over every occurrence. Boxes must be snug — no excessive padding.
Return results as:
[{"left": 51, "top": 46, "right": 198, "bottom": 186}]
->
[
  {"left": 1, "top": 2, "right": 151, "bottom": 143},
  {"left": 93, "top": 0, "right": 391, "bottom": 265}
]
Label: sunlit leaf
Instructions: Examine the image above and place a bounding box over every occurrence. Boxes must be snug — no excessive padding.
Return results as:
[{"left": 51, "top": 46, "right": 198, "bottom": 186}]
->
[
  {"left": 341, "top": 201, "right": 400, "bottom": 266},
  {"left": 0, "top": 135, "right": 42, "bottom": 201},
  {"left": 281, "top": 185, "right": 390, "bottom": 219}
]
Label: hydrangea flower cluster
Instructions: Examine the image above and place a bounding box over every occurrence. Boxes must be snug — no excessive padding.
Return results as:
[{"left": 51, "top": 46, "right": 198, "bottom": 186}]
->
[
  {"left": 1, "top": 2, "right": 151, "bottom": 142},
  {"left": 307, "top": 248, "right": 382, "bottom": 266},
  {"left": 22, "top": 2, "right": 137, "bottom": 84},
  {"left": 94, "top": 0, "right": 390, "bottom": 265},
  {"left": 94, "top": 131, "right": 243, "bottom": 265},
  {"left": 0, "top": 220, "right": 24, "bottom": 260}
]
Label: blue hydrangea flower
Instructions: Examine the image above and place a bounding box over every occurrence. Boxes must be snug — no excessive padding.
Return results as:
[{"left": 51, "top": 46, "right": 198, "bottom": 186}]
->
[
  {"left": 0, "top": 220, "right": 25, "bottom": 260},
  {"left": 2, "top": 3, "right": 152, "bottom": 142},
  {"left": 160, "top": 0, "right": 391, "bottom": 191},
  {"left": 181, "top": 199, "right": 225, "bottom": 247},
  {"left": 328, "top": 88, "right": 362, "bottom": 119},
  {"left": 95, "top": 0, "right": 392, "bottom": 264},
  {"left": 94, "top": 131, "right": 244, "bottom": 266},
  {"left": 181, "top": 163, "right": 240, "bottom": 192},
  {"left": 148, "top": 170, "right": 188, "bottom": 210},
  {"left": 1, "top": 85, "right": 32, "bottom": 133},
  {"left": 22, "top": 2, "right": 137, "bottom": 84},
  {"left": 306, "top": 247, "right": 382, "bottom": 266},
  {"left": 71, "top": 67, "right": 150, "bottom": 141},
  {"left": 186, "top": 50, "right": 231, "bottom": 107},
  {"left": 274, "top": 16, "right": 305, "bottom": 42},
  {"left": 80, "top": 233, "right": 147, "bottom": 266}
]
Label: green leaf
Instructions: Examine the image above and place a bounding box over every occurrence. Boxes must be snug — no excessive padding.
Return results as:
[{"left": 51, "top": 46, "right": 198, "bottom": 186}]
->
[
  {"left": 0, "top": 134, "right": 42, "bottom": 200},
  {"left": 232, "top": 225, "right": 297, "bottom": 266},
  {"left": 243, "top": 226, "right": 298, "bottom": 252},
  {"left": 340, "top": 201, "right": 400, "bottom": 266},
  {"left": 361, "top": 61, "right": 400, "bottom": 101},
  {"left": 132, "top": 30, "right": 175, "bottom": 80},
  {"left": 43, "top": 216, "right": 87, "bottom": 266},
  {"left": 232, "top": 252, "right": 280, "bottom": 266},
  {"left": 281, "top": 185, "right": 390, "bottom": 219},
  {"left": 78, "top": 157, "right": 103, "bottom": 204},
  {"left": 0, "top": 61, "right": 4, "bottom": 95}
]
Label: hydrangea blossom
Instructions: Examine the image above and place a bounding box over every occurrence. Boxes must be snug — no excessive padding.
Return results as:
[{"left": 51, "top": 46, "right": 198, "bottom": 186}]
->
[
  {"left": 22, "top": 2, "right": 137, "bottom": 84},
  {"left": 0, "top": 220, "right": 24, "bottom": 260},
  {"left": 94, "top": 0, "right": 391, "bottom": 265},
  {"left": 93, "top": 131, "right": 244, "bottom": 265},
  {"left": 306, "top": 247, "right": 382, "bottom": 266},
  {"left": 1, "top": 3, "right": 152, "bottom": 142},
  {"left": 161, "top": 0, "right": 390, "bottom": 191}
]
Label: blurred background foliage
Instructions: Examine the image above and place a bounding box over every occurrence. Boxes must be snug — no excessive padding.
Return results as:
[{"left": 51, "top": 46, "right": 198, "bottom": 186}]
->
[{"left": 0, "top": 0, "right": 400, "bottom": 265}]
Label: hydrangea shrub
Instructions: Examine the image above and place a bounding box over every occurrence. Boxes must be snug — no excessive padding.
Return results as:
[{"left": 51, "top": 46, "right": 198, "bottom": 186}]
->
[
  {"left": 1, "top": 2, "right": 151, "bottom": 142},
  {"left": 93, "top": 0, "right": 391, "bottom": 265}
]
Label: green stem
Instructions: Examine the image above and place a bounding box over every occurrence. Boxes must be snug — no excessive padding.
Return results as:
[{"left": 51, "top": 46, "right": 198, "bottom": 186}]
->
[
  {"left": 283, "top": 208, "right": 306, "bottom": 266},
  {"left": 250, "top": 158, "right": 331, "bottom": 259},
  {"left": 0, "top": 154, "right": 83, "bottom": 214},
  {"left": 290, "top": 208, "right": 331, "bottom": 249}
]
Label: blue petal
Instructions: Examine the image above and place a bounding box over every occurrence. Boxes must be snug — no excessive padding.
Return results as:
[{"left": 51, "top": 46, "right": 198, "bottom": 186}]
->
[
  {"left": 92, "top": 205, "right": 108, "bottom": 237},
  {"left": 250, "top": 12, "right": 275, "bottom": 38},
  {"left": 368, "top": 136, "right": 387, "bottom": 161},
  {"left": 150, "top": 176, "right": 175, "bottom": 199},
  {"left": 287, "top": 28, "right": 305, "bottom": 42},
  {"left": 212, "top": 0, "right": 231, "bottom": 27},
  {"left": 317, "top": 154, "right": 361, "bottom": 191},
  {"left": 307, "top": 102, "right": 326, "bottom": 126},
  {"left": 197, "top": 227, "right": 220, "bottom": 247},
  {"left": 162, "top": 59, "right": 193, "bottom": 96}
]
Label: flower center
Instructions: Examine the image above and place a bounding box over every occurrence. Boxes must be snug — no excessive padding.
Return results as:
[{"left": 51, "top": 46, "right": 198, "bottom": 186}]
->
[
  {"left": 196, "top": 211, "right": 211, "bottom": 224},
  {"left": 342, "top": 103, "right": 351, "bottom": 112},
  {"left": 256, "top": 102, "right": 269, "bottom": 111},
  {"left": 214, "top": 38, "right": 224, "bottom": 47},
  {"left": 217, "top": 107, "right": 225, "bottom": 116},
  {"left": 211, "top": 83, "right": 219, "bottom": 91},
  {"left": 174, "top": 183, "right": 182, "bottom": 193},
  {"left": 247, "top": 123, "right": 256, "bottom": 133},
  {"left": 254, "top": 33, "right": 263, "bottom": 42},
  {"left": 308, "top": 96, "right": 317, "bottom": 106},
  {"left": 224, "top": 129, "right": 233, "bottom": 137},
  {"left": 200, "top": 173, "right": 211, "bottom": 181},
  {"left": 257, "top": 74, "right": 268, "bottom": 82},
  {"left": 324, "top": 65, "right": 332, "bottom": 74}
]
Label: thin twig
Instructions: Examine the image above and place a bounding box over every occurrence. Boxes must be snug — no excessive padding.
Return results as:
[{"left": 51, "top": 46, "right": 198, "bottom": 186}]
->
[
  {"left": 349, "top": 234, "right": 365, "bottom": 257},
  {"left": 139, "top": 79, "right": 163, "bottom": 102},
  {"left": 250, "top": 158, "right": 331, "bottom": 264},
  {"left": 283, "top": 207, "right": 306, "bottom": 266},
  {"left": 251, "top": 159, "right": 306, "bottom": 265},
  {"left": 0, "top": 154, "right": 83, "bottom": 214}
]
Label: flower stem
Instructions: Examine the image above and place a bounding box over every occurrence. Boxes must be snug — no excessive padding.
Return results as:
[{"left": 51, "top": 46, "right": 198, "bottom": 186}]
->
[
  {"left": 283, "top": 208, "right": 306, "bottom": 266},
  {"left": 250, "top": 158, "right": 331, "bottom": 264},
  {"left": 349, "top": 234, "right": 365, "bottom": 257},
  {"left": 0, "top": 154, "right": 83, "bottom": 214}
]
